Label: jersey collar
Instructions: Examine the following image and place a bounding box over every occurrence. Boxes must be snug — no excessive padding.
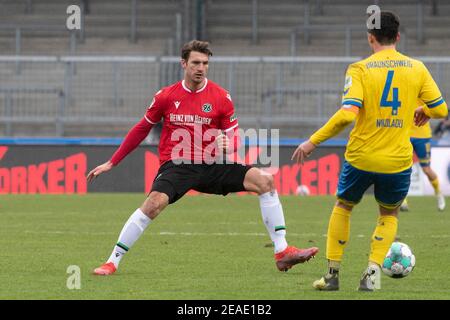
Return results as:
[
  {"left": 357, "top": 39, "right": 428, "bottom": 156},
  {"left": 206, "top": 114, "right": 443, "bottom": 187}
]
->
[
  {"left": 374, "top": 47, "right": 398, "bottom": 57},
  {"left": 182, "top": 78, "right": 208, "bottom": 93}
]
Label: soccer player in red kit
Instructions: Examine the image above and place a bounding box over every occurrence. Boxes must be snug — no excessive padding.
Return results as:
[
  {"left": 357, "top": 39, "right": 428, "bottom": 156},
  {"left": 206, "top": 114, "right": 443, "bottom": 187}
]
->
[{"left": 88, "top": 40, "right": 318, "bottom": 275}]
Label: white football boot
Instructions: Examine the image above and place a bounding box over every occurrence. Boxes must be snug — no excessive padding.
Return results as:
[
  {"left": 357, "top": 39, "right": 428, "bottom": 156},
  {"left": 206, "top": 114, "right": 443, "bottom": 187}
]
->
[{"left": 358, "top": 264, "right": 381, "bottom": 292}]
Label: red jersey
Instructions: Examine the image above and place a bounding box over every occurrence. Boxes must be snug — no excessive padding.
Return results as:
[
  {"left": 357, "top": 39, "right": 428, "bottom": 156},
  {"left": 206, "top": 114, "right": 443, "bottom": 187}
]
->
[{"left": 110, "top": 79, "right": 239, "bottom": 166}]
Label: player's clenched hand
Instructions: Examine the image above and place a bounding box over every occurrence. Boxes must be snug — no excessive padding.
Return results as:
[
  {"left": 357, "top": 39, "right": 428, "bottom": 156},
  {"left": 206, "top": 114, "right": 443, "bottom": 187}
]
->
[
  {"left": 291, "top": 140, "right": 316, "bottom": 165},
  {"left": 216, "top": 132, "right": 230, "bottom": 153},
  {"left": 87, "top": 161, "right": 114, "bottom": 182},
  {"left": 414, "top": 106, "right": 430, "bottom": 127}
]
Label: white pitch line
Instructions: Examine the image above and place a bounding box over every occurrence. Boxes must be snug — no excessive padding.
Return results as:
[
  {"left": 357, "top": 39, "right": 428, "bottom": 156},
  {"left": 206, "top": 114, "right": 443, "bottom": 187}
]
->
[
  {"left": 158, "top": 231, "right": 268, "bottom": 236},
  {"left": 22, "top": 230, "right": 450, "bottom": 239},
  {"left": 184, "top": 222, "right": 259, "bottom": 225},
  {"left": 431, "top": 234, "right": 450, "bottom": 238},
  {"left": 23, "top": 230, "right": 319, "bottom": 237}
]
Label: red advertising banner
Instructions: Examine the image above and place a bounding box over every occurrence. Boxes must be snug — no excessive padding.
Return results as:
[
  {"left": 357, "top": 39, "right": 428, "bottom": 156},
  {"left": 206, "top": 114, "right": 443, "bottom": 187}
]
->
[{"left": 0, "top": 145, "right": 345, "bottom": 195}]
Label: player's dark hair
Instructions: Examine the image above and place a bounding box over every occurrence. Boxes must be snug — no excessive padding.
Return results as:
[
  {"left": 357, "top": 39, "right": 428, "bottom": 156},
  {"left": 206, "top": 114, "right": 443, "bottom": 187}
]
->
[
  {"left": 368, "top": 11, "right": 400, "bottom": 45},
  {"left": 181, "top": 40, "right": 213, "bottom": 61}
]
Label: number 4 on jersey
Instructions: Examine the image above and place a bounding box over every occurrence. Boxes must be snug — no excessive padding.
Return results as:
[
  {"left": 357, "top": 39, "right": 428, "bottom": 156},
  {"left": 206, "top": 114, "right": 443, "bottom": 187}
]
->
[{"left": 380, "top": 70, "right": 401, "bottom": 115}]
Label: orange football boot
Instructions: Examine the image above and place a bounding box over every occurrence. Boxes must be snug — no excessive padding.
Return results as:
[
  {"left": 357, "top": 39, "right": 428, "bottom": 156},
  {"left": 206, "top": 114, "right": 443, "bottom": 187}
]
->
[
  {"left": 275, "top": 246, "right": 319, "bottom": 271},
  {"left": 93, "top": 262, "right": 117, "bottom": 275}
]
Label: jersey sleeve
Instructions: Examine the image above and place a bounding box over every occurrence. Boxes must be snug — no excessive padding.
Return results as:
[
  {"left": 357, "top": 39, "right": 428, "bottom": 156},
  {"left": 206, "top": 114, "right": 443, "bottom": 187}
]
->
[
  {"left": 419, "top": 64, "right": 446, "bottom": 109},
  {"left": 220, "top": 92, "right": 239, "bottom": 132},
  {"left": 310, "top": 108, "right": 357, "bottom": 145},
  {"left": 110, "top": 118, "right": 153, "bottom": 166},
  {"left": 144, "top": 89, "right": 165, "bottom": 124},
  {"left": 341, "top": 64, "right": 364, "bottom": 108}
]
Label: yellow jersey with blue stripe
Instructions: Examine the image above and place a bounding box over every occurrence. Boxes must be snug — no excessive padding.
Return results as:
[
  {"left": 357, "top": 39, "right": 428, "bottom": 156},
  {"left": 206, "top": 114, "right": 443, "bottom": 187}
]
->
[{"left": 342, "top": 48, "right": 445, "bottom": 173}]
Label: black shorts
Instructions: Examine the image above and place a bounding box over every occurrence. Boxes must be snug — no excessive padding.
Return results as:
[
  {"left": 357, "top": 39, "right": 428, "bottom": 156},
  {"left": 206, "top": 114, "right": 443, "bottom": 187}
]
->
[{"left": 151, "top": 161, "right": 253, "bottom": 204}]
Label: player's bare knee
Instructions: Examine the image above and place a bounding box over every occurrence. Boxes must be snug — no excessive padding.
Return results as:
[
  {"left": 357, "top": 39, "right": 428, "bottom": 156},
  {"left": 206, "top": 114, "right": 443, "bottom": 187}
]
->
[
  {"left": 258, "top": 174, "right": 274, "bottom": 194},
  {"left": 140, "top": 200, "right": 158, "bottom": 218},
  {"left": 141, "top": 192, "right": 167, "bottom": 219}
]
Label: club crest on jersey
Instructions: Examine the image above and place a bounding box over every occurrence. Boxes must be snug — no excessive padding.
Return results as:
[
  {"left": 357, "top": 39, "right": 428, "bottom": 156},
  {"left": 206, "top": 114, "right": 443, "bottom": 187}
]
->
[
  {"left": 202, "top": 103, "right": 212, "bottom": 113},
  {"left": 343, "top": 75, "right": 352, "bottom": 96}
]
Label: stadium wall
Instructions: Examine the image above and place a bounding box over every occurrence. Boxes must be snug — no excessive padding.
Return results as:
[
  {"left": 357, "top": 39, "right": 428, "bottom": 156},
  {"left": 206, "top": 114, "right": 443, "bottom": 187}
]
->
[{"left": 1, "top": 143, "right": 449, "bottom": 196}]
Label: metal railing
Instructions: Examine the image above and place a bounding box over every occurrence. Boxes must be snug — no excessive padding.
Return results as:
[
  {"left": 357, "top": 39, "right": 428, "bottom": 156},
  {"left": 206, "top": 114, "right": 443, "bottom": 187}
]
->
[
  {"left": 290, "top": 25, "right": 409, "bottom": 56},
  {"left": 0, "top": 55, "right": 449, "bottom": 137},
  {"left": 0, "top": 87, "right": 65, "bottom": 136},
  {"left": 251, "top": 0, "right": 259, "bottom": 44},
  {"left": 1, "top": 0, "right": 446, "bottom": 60},
  {"left": 261, "top": 88, "right": 342, "bottom": 130},
  {"left": 130, "top": 0, "right": 137, "bottom": 43},
  {"left": 20, "top": 0, "right": 90, "bottom": 14},
  {"left": 0, "top": 24, "right": 80, "bottom": 58},
  {"left": 290, "top": 0, "right": 435, "bottom": 55},
  {"left": 2, "top": 0, "right": 141, "bottom": 47}
]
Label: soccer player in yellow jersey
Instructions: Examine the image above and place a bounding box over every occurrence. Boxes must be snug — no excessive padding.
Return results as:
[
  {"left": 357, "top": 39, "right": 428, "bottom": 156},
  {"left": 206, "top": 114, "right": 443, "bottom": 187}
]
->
[
  {"left": 400, "top": 101, "right": 446, "bottom": 212},
  {"left": 292, "top": 12, "right": 448, "bottom": 291}
]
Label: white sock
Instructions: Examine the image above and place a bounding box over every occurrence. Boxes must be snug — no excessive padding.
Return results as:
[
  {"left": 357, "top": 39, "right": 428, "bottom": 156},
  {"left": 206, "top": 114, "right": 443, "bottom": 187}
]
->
[
  {"left": 259, "top": 191, "right": 288, "bottom": 253},
  {"left": 107, "top": 208, "right": 152, "bottom": 268}
]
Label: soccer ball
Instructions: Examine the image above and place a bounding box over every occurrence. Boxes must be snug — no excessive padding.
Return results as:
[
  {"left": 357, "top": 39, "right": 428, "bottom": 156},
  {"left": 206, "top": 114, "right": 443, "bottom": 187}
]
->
[
  {"left": 381, "top": 241, "right": 415, "bottom": 278},
  {"left": 296, "top": 185, "right": 310, "bottom": 196}
]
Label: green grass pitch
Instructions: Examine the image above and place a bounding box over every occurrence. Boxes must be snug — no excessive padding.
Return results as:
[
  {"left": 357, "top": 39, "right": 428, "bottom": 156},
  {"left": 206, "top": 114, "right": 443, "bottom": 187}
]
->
[{"left": 1, "top": 194, "right": 449, "bottom": 300}]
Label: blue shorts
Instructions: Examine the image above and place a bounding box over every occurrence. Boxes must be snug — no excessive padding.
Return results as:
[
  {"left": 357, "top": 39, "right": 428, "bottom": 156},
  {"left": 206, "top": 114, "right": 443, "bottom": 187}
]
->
[
  {"left": 410, "top": 138, "right": 431, "bottom": 167},
  {"left": 336, "top": 162, "right": 412, "bottom": 209}
]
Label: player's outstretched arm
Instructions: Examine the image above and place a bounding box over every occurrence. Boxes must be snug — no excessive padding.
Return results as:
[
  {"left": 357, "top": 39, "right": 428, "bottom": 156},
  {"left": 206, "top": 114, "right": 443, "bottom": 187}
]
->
[
  {"left": 86, "top": 117, "right": 153, "bottom": 182},
  {"left": 87, "top": 161, "right": 114, "bottom": 182},
  {"left": 291, "top": 140, "right": 316, "bottom": 165},
  {"left": 292, "top": 106, "right": 358, "bottom": 164},
  {"left": 109, "top": 117, "right": 153, "bottom": 165}
]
